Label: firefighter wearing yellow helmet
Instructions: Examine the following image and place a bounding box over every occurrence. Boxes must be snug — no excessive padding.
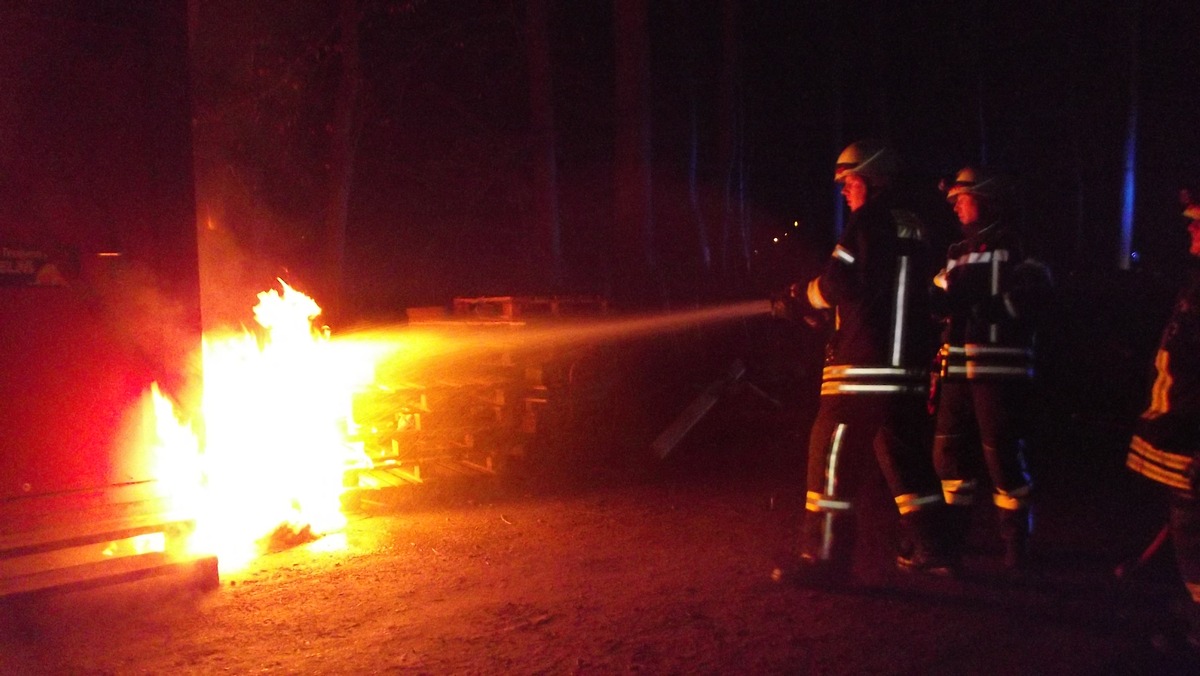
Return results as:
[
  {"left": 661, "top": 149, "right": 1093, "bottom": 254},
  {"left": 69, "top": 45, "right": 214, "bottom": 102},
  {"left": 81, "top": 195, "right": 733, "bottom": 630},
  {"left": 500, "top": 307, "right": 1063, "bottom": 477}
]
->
[
  {"left": 833, "top": 139, "right": 900, "bottom": 188},
  {"left": 931, "top": 166, "right": 1052, "bottom": 573},
  {"left": 775, "top": 140, "right": 952, "bottom": 587}
]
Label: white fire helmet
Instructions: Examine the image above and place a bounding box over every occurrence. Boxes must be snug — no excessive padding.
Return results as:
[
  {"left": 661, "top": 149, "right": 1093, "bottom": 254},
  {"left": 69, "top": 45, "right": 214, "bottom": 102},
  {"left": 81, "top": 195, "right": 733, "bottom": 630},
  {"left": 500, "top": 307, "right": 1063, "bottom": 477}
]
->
[
  {"left": 945, "top": 166, "right": 1005, "bottom": 203},
  {"left": 834, "top": 140, "right": 898, "bottom": 186}
]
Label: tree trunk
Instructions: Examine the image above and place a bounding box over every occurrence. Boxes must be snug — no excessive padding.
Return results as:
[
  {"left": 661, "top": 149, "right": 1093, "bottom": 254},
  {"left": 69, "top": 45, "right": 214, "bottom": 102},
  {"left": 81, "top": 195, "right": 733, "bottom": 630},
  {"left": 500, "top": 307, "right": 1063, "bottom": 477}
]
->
[
  {"left": 674, "top": 2, "right": 711, "bottom": 292},
  {"left": 1118, "top": 0, "right": 1140, "bottom": 271},
  {"left": 971, "top": 0, "right": 988, "bottom": 166},
  {"left": 613, "top": 0, "right": 655, "bottom": 307},
  {"left": 688, "top": 98, "right": 712, "bottom": 278},
  {"left": 830, "top": 0, "right": 846, "bottom": 237},
  {"left": 718, "top": 0, "right": 747, "bottom": 289},
  {"left": 526, "top": 0, "right": 562, "bottom": 291},
  {"left": 322, "top": 0, "right": 362, "bottom": 322}
]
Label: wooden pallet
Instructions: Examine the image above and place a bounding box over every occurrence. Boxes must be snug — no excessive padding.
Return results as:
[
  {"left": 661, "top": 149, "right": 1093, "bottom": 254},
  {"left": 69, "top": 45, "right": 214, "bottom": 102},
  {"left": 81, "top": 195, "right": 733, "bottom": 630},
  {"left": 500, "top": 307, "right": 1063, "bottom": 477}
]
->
[
  {"left": 1, "top": 550, "right": 218, "bottom": 599},
  {"left": 0, "top": 486, "right": 219, "bottom": 599}
]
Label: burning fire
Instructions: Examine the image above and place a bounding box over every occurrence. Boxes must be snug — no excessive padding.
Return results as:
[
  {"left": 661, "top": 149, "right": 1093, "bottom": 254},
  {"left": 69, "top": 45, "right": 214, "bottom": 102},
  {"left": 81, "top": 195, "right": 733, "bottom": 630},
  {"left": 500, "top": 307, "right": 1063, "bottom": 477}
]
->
[
  {"left": 137, "top": 285, "right": 767, "bottom": 576},
  {"left": 149, "top": 280, "right": 380, "bottom": 572}
]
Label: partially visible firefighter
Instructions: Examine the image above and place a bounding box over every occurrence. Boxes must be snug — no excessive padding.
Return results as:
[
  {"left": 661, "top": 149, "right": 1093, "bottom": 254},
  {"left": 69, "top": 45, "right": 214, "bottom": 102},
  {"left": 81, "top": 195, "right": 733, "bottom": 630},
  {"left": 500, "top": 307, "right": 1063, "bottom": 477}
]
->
[
  {"left": 930, "top": 166, "right": 1052, "bottom": 573},
  {"left": 772, "top": 139, "right": 952, "bottom": 586},
  {"left": 1126, "top": 187, "right": 1200, "bottom": 660}
]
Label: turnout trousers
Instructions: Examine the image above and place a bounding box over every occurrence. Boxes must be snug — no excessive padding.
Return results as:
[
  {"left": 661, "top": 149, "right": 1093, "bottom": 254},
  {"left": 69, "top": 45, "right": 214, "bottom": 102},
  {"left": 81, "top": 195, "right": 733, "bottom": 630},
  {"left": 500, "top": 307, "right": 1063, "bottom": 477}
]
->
[
  {"left": 1169, "top": 488, "right": 1200, "bottom": 642},
  {"left": 933, "top": 379, "right": 1034, "bottom": 561},
  {"left": 801, "top": 392, "right": 944, "bottom": 571}
]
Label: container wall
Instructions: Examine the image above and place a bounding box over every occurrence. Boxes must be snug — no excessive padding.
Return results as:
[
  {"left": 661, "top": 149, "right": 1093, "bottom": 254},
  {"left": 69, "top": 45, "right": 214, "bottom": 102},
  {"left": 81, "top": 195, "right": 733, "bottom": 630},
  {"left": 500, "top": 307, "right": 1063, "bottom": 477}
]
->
[{"left": 0, "top": 2, "right": 199, "bottom": 500}]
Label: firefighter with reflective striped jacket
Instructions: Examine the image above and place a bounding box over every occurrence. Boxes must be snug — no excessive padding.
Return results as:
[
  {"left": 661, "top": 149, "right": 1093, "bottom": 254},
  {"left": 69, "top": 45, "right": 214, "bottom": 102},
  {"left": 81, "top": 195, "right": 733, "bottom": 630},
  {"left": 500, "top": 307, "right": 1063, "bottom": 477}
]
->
[
  {"left": 1126, "top": 195, "right": 1200, "bottom": 657},
  {"left": 931, "top": 166, "right": 1051, "bottom": 571},
  {"left": 775, "top": 140, "right": 952, "bottom": 586}
]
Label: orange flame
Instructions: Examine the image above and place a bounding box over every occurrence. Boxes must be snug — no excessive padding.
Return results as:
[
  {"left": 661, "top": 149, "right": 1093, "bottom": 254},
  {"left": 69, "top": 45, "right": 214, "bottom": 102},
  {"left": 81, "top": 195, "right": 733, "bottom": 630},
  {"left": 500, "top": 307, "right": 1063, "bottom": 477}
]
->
[
  {"left": 146, "top": 280, "right": 382, "bottom": 572},
  {"left": 197, "top": 280, "right": 375, "bottom": 568}
]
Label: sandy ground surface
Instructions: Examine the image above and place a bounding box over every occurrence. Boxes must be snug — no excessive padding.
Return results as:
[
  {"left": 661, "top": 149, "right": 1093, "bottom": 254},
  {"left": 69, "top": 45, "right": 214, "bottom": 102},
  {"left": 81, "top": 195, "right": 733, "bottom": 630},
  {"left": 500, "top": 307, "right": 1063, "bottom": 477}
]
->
[{"left": 1, "top": 417, "right": 1197, "bottom": 676}]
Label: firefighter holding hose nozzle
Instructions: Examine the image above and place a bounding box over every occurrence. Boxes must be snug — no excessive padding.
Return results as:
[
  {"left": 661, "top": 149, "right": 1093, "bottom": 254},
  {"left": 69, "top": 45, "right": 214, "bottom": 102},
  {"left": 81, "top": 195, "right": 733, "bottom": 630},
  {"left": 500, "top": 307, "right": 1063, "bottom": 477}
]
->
[{"left": 773, "top": 140, "right": 953, "bottom": 587}]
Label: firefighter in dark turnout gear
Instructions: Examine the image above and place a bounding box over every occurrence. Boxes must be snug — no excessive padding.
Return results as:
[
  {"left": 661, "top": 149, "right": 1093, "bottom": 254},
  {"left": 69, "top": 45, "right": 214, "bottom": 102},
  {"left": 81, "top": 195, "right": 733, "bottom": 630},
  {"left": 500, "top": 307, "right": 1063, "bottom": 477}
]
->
[
  {"left": 931, "top": 167, "right": 1051, "bottom": 571},
  {"left": 778, "top": 140, "right": 951, "bottom": 585},
  {"left": 1126, "top": 195, "right": 1200, "bottom": 657}
]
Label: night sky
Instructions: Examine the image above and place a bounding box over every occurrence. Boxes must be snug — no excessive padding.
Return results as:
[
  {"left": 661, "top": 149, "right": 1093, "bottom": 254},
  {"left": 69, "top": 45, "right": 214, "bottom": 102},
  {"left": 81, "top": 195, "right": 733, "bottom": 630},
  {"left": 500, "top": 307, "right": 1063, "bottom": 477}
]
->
[{"left": 189, "top": 1, "right": 1200, "bottom": 315}]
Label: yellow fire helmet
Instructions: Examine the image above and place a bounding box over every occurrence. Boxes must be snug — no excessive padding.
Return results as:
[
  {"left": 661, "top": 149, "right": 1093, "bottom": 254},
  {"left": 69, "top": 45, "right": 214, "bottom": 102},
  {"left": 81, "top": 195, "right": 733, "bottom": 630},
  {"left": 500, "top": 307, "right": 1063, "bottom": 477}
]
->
[
  {"left": 834, "top": 140, "right": 898, "bottom": 186},
  {"left": 945, "top": 166, "right": 1006, "bottom": 203}
]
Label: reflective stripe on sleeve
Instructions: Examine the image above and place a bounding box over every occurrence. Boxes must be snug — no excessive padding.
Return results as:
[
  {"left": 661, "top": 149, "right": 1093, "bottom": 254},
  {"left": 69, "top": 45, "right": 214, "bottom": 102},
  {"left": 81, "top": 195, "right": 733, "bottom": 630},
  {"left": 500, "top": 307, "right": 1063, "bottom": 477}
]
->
[
  {"left": 1127, "top": 453, "right": 1191, "bottom": 491},
  {"left": 1129, "top": 435, "right": 1191, "bottom": 471},
  {"left": 807, "top": 278, "right": 830, "bottom": 310},
  {"left": 1126, "top": 435, "right": 1192, "bottom": 490}
]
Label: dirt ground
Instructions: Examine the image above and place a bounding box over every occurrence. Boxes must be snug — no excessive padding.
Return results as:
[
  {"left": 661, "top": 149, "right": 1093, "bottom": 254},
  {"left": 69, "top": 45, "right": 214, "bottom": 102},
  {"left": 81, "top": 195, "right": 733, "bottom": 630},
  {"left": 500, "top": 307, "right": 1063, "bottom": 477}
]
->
[{"left": 1, "top": 398, "right": 1197, "bottom": 676}]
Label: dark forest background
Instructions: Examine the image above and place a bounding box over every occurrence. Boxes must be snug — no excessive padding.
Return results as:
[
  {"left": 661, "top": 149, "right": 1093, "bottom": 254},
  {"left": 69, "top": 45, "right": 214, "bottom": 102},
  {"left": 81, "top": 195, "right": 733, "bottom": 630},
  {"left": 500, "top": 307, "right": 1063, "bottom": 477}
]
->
[{"left": 188, "top": 0, "right": 1200, "bottom": 325}]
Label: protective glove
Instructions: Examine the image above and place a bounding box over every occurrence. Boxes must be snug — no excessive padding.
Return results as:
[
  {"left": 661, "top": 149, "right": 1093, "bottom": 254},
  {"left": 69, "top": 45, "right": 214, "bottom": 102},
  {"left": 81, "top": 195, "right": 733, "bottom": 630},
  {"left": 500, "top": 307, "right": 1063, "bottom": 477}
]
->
[
  {"left": 771, "top": 282, "right": 831, "bottom": 329},
  {"left": 769, "top": 283, "right": 803, "bottom": 322}
]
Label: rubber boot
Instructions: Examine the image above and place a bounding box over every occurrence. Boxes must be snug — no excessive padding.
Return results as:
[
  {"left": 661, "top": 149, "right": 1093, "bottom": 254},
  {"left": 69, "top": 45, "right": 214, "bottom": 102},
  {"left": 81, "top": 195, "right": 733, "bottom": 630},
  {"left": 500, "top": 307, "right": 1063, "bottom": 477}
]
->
[
  {"left": 1151, "top": 599, "right": 1200, "bottom": 663},
  {"left": 1186, "top": 601, "right": 1200, "bottom": 653},
  {"left": 895, "top": 508, "right": 956, "bottom": 577},
  {"left": 999, "top": 506, "right": 1033, "bottom": 571},
  {"left": 789, "top": 510, "right": 856, "bottom": 589},
  {"left": 942, "top": 504, "right": 972, "bottom": 562}
]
